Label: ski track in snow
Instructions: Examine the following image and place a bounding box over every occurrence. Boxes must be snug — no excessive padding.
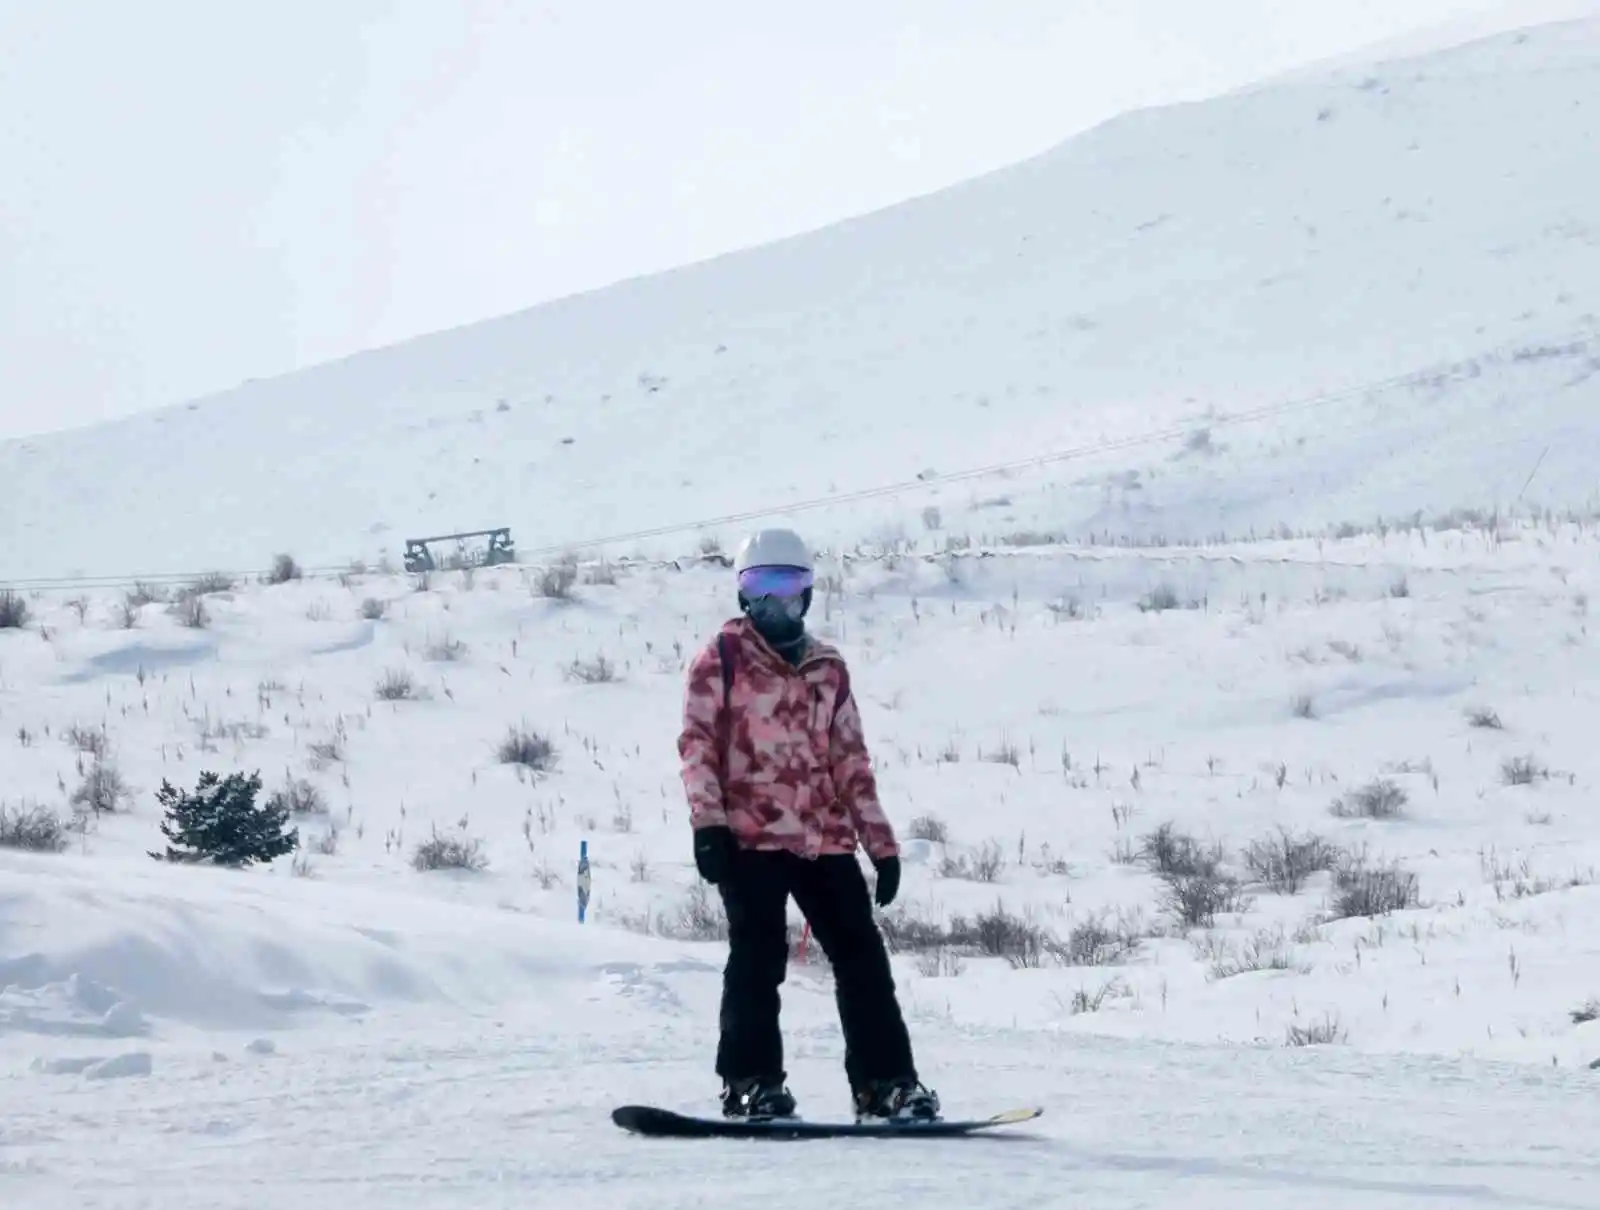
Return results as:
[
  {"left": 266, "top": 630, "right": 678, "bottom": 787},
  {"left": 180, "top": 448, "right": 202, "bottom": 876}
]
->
[{"left": 6, "top": 1011, "right": 1600, "bottom": 1210}]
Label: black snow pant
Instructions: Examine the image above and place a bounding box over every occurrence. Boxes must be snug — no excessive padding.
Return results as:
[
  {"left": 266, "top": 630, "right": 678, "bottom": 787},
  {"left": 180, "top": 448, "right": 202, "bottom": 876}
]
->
[{"left": 714, "top": 848, "right": 916, "bottom": 1091}]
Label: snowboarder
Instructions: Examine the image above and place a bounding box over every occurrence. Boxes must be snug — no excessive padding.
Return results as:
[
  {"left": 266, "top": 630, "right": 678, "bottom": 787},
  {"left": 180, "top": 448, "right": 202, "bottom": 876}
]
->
[{"left": 677, "top": 526, "right": 940, "bottom": 1123}]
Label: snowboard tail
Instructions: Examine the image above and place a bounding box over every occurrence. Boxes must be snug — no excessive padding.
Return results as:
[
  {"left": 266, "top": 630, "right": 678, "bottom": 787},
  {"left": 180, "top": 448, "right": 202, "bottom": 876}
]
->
[{"left": 611, "top": 1104, "right": 1041, "bottom": 1139}]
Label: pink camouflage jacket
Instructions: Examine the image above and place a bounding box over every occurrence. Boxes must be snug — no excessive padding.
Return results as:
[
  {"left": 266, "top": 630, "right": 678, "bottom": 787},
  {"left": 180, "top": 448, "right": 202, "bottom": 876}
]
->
[{"left": 677, "top": 617, "right": 899, "bottom": 861}]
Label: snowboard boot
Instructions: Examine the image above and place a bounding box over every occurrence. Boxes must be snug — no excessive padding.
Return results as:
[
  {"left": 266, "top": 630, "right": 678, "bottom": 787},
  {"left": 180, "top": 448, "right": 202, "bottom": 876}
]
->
[
  {"left": 853, "top": 1077, "right": 941, "bottom": 1123},
  {"left": 721, "top": 1076, "right": 798, "bottom": 1120}
]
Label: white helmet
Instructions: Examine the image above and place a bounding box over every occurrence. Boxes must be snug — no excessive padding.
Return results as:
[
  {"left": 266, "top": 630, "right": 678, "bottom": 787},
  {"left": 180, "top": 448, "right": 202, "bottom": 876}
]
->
[{"left": 734, "top": 527, "right": 812, "bottom": 573}]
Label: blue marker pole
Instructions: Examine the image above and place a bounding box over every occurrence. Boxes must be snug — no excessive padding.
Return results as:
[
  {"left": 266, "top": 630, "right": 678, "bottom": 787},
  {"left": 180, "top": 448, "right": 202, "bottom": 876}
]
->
[{"left": 576, "top": 839, "right": 591, "bottom": 924}]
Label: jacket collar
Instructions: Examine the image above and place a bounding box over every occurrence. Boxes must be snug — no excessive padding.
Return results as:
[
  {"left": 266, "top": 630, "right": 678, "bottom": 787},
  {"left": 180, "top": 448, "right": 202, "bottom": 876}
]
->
[{"left": 722, "top": 615, "right": 839, "bottom": 674}]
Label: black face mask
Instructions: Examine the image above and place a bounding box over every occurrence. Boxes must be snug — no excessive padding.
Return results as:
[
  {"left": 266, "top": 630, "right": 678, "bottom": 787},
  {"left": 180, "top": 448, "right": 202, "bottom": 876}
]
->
[{"left": 742, "top": 589, "right": 811, "bottom": 652}]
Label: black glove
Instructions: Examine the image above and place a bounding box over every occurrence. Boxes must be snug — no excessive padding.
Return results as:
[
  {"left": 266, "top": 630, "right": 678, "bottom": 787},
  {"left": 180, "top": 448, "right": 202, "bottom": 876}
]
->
[
  {"left": 870, "top": 854, "right": 900, "bottom": 907},
  {"left": 693, "top": 825, "right": 736, "bottom": 884}
]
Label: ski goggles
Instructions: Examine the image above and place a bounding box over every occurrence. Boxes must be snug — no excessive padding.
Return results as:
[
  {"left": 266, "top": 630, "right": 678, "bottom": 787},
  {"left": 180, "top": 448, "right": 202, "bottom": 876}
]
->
[{"left": 737, "top": 565, "right": 814, "bottom": 599}]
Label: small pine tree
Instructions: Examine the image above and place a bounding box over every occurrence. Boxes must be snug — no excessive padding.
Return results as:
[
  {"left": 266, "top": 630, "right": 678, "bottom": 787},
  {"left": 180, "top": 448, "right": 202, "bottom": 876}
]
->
[{"left": 151, "top": 770, "right": 298, "bottom": 867}]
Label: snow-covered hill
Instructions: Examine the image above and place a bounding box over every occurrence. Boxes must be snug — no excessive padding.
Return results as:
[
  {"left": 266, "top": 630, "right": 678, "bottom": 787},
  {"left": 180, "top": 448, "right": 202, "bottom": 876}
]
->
[
  {"left": 5, "top": 19, "right": 1600, "bottom": 585},
  {"left": 6, "top": 16, "right": 1600, "bottom": 1209}
]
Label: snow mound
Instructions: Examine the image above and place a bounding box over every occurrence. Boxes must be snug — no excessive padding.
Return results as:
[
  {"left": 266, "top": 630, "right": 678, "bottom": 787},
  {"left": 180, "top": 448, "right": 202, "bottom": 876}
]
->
[
  {"left": 0, "top": 974, "right": 148, "bottom": 1039},
  {"left": 85, "top": 1052, "right": 153, "bottom": 1080},
  {"left": 29, "top": 1051, "right": 153, "bottom": 1080},
  {"left": 0, "top": 851, "right": 719, "bottom": 1038}
]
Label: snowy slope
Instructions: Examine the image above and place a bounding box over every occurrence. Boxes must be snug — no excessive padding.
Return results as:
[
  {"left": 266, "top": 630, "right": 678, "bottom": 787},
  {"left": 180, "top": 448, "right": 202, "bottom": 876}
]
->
[
  {"left": 6, "top": 17, "right": 1600, "bottom": 1209},
  {"left": 7, "top": 1016, "right": 1599, "bottom": 1208},
  {"left": 6, "top": 520, "right": 1600, "bottom": 1206},
  {"left": 5, "top": 18, "right": 1600, "bottom": 584},
  {"left": 8, "top": 526, "right": 1600, "bottom": 1060}
]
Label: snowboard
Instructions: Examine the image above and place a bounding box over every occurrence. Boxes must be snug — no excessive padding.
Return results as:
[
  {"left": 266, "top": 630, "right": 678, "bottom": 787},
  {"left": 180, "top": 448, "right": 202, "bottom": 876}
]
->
[{"left": 611, "top": 1103, "right": 1042, "bottom": 1140}]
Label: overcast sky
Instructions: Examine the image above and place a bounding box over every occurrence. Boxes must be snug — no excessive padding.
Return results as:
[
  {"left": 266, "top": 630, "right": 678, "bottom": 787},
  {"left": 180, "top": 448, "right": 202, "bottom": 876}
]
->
[{"left": 0, "top": 0, "right": 1574, "bottom": 439}]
